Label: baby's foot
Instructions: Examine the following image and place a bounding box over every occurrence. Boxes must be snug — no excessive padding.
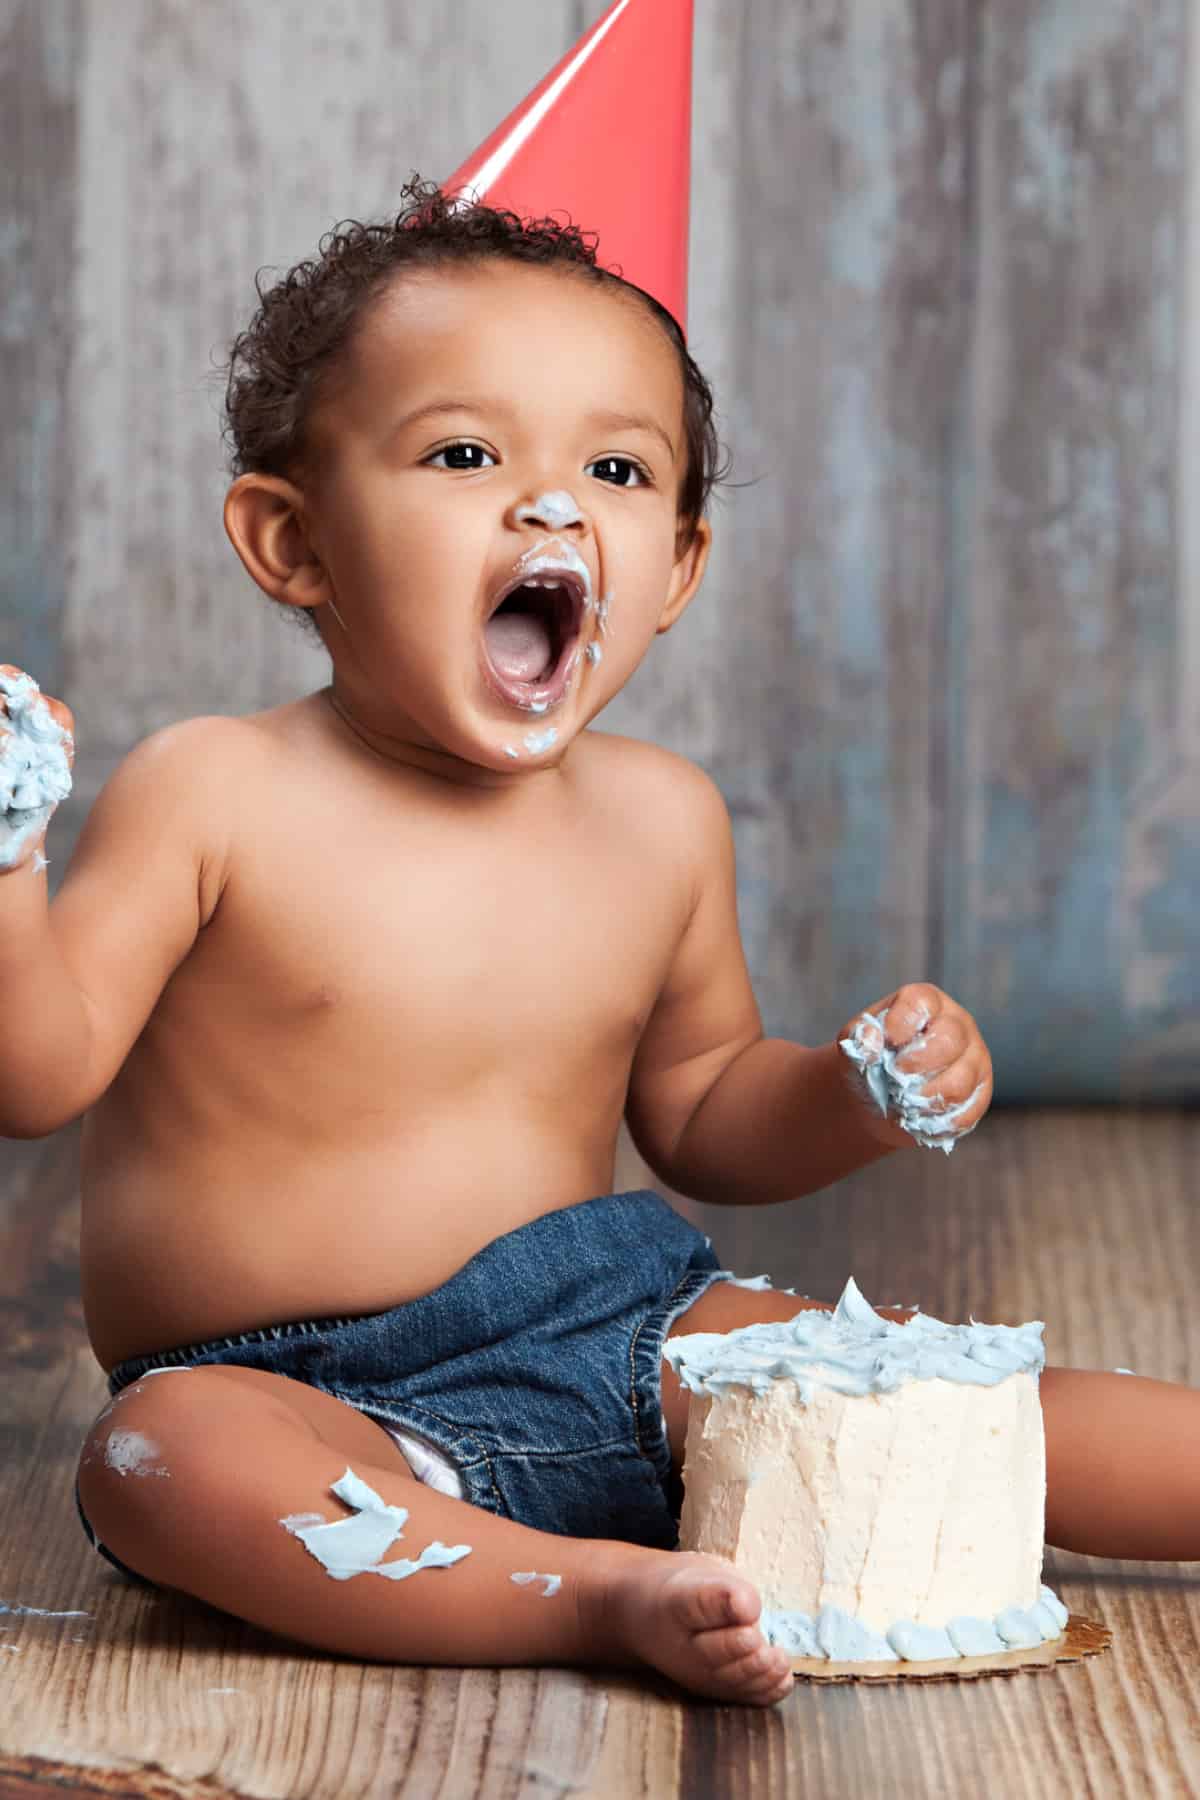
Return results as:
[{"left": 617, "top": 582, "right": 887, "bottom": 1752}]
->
[{"left": 594, "top": 1550, "right": 793, "bottom": 1706}]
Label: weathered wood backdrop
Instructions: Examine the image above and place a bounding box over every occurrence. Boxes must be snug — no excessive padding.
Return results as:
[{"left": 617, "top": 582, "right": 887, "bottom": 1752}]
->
[{"left": 3, "top": 0, "right": 1197, "bottom": 1100}]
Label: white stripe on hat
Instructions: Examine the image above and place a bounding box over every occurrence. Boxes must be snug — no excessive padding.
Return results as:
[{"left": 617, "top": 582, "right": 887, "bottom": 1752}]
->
[{"left": 459, "top": 0, "right": 634, "bottom": 204}]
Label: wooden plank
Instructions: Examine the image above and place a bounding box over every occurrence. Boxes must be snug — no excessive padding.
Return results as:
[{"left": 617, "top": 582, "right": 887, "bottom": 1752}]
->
[
  {"left": 1116, "top": 0, "right": 1200, "bottom": 1102},
  {"left": 944, "top": 0, "right": 1193, "bottom": 1100},
  {"left": 580, "top": 1682, "right": 682, "bottom": 1798},
  {"left": 0, "top": 0, "right": 80, "bottom": 691}
]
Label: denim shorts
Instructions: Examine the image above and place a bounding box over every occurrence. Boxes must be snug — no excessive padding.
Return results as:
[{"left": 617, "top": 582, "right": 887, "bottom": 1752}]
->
[{"left": 76, "top": 1190, "right": 727, "bottom": 1588}]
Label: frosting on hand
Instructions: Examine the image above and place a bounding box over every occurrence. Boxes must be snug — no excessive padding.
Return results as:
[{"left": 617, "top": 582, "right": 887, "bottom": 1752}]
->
[
  {"left": 0, "top": 669, "right": 73, "bottom": 871},
  {"left": 840, "top": 1008, "right": 986, "bottom": 1153}
]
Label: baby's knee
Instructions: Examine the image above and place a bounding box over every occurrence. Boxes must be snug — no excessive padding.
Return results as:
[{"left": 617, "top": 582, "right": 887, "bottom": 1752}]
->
[{"left": 76, "top": 1369, "right": 226, "bottom": 1569}]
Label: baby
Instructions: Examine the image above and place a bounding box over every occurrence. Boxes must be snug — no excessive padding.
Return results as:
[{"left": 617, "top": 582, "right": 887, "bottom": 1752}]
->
[{"left": 5, "top": 179, "right": 1197, "bottom": 1707}]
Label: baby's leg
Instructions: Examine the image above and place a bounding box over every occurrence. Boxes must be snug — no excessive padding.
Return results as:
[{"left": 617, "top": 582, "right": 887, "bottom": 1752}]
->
[
  {"left": 1041, "top": 1367, "right": 1200, "bottom": 1560},
  {"left": 76, "top": 1365, "right": 792, "bottom": 1704}
]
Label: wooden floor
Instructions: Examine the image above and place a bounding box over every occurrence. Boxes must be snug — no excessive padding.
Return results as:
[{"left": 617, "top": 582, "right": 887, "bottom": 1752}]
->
[{"left": 0, "top": 1109, "right": 1197, "bottom": 1798}]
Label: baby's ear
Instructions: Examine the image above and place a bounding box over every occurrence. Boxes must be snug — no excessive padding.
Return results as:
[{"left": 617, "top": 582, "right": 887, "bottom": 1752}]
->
[
  {"left": 656, "top": 516, "right": 712, "bottom": 635},
  {"left": 223, "top": 474, "right": 329, "bottom": 610}
]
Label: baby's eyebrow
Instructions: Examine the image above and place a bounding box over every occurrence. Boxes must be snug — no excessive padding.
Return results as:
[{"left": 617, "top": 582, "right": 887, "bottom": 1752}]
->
[
  {"left": 588, "top": 409, "right": 677, "bottom": 465},
  {"left": 391, "top": 397, "right": 496, "bottom": 436}
]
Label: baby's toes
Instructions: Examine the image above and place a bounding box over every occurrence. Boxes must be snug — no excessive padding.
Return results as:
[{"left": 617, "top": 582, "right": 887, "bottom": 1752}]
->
[
  {"left": 740, "top": 1655, "right": 796, "bottom": 1706},
  {"left": 670, "top": 1557, "right": 760, "bottom": 1632},
  {"left": 756, "top": 1669, "right": 796, "bottom": 1707},
  {"left": 698, "top": 1622, "right": 790, "bottom": 1697}
]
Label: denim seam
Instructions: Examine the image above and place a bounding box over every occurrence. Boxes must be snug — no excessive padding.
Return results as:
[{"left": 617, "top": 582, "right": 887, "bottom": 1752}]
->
[
  {"left": 629, "top": 1268, "right": 699, "bottom": 1459},
  {"left": 475, "top": 1445, "right": 502, "bottom": 1514},
  {"left": 108, "top": 1316, "right": 367, "bottom": 1388},
  {"left": 345, "top": 1394, "right": 486, "bottom": 1459},
  {"left": 629, "top": 1266, "right": 726, "bottom": 1476},
  {"left": 347, "top": 1393, "right": 632, "bottom": 1470},
  {"left": 330, "top": 1392, "right": 506, "bottom": 1512},
  {"left": 467, "top": 1438, "right": 632, "bottom": 1465}
]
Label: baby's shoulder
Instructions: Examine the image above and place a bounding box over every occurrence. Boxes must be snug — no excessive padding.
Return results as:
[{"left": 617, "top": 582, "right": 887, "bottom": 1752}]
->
[
  {"left": 96, "top": 713, "right": 268, "bottom": 820},
  {"left": 115, "top": 710, "right": 281, "bottom": 849},
  {"left": 579, "top": 731, "right": 732, "bottom": 852}
]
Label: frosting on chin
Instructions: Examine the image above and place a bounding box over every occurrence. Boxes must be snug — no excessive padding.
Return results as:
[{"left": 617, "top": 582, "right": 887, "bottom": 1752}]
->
[{"left": 663, "top": 1274, "right": 1046, "bottom": 1401}]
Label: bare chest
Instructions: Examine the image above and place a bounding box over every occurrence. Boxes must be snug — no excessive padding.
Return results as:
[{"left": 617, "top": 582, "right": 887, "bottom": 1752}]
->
[{"left": 157, "top": 774, "right": 685, "bottom": 1109}]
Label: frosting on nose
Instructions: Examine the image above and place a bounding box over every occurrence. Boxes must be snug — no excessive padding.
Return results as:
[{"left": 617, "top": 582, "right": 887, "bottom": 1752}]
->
[{"left": 515, "top": 491, "right": 583, "bottom": 530}]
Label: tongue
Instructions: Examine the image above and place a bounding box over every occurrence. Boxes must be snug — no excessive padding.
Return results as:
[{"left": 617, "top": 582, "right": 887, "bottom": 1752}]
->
[{"left": 484, "top": 611, "right": 553, "bottom": 683}]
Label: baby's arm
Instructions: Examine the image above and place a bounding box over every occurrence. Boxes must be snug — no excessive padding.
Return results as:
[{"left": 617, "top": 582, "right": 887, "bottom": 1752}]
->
[
  {"left": 624, "top": 760, "right": 988, "bottom": 1206},
  {"left": 0, "top": 668, "right": 234, "bottom": 1137}
]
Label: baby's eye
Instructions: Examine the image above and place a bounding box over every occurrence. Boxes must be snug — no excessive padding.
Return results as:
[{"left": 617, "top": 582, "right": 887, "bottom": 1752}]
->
[
  {"left": 587, "top": 456, "right": 649, "bottom": 488},
  {"left": 425, "top": 442, "right": 496, "bottom": 471}
]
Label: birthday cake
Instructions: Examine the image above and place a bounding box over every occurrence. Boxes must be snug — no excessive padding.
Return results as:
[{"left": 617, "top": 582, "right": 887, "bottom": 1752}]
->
[{"left": 664, "top": 1278, "right": 1069, "bottom": 1663}]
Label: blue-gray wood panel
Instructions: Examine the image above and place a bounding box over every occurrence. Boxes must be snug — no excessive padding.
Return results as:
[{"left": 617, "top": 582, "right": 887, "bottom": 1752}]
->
[
  {"left": 940, "top": 1, "right": 1197, "bottom": 1100},
  {"left": 3, "top": 0, "right": 1196, "bottom": 1100},
  {"left": 0, "top": 1, "right": 78, "bottom": 692}
]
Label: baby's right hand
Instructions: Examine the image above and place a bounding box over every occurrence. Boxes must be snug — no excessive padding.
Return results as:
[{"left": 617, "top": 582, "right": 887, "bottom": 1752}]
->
[{"left": 0, "top": 665, "right": 76, "bottom": 872}]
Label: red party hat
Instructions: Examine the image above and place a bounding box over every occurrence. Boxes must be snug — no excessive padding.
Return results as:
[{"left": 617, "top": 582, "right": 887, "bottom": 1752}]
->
[{"left": 441, "top": 0, "right": 694, "bottom": 336}]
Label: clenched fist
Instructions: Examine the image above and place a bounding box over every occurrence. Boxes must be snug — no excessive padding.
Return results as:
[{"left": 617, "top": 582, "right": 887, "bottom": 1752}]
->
[
  {"left": 839, "top": 981, "right": 993, "bottom": 1154},
  {"left": 0, "top": 665, "right": 75, "bottom": 872}
]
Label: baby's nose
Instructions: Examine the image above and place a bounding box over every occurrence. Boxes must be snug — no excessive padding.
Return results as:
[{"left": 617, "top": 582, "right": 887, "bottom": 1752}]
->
[{"left": 513, "top": 490, "right": 586, "bottom": 532}]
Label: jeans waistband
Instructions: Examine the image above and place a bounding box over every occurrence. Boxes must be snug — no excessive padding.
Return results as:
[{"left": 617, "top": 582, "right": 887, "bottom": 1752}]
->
[
  {"left": 109, "top": 1311, "right": 366, "bottom": 1391},
  {"left": 107, "top": 1189, "right": 709, "bottom": 1394}
]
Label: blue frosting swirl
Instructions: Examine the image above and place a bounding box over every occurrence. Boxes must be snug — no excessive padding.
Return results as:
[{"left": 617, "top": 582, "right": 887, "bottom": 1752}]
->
[
  {"left": 664, "top": 1276, "right": 1045, "bottom": 1401},
  {"left": 761, "top": 1585, "right": 1069, "bottom": 1662}
]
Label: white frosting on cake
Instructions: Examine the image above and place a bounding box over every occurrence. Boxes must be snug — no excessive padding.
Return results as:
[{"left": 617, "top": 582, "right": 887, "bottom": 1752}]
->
[{"left": 666, "top": 1279, "right": 1068, "bottom": 1661}]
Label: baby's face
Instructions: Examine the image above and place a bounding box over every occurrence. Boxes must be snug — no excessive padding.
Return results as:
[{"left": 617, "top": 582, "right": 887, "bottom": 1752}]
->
[{"left": 298, "top": 261, "right": 708, "bottom": 778}]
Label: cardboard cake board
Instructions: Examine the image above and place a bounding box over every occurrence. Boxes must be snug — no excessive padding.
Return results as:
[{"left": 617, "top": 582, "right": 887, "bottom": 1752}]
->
[{"left": 789, "top": 1613, "right": 1111, "bottom": 1683}]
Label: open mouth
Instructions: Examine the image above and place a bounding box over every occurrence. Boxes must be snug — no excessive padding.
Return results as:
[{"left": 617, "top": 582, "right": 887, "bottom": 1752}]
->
[{"left": 481, "top": 572, "right": 587, "bottom": 710}]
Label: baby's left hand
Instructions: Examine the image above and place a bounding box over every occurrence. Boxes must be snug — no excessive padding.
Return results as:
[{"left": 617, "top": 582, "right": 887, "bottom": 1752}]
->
[{"left": 838, "top": 982, "right": 993, "bottom": 1154}]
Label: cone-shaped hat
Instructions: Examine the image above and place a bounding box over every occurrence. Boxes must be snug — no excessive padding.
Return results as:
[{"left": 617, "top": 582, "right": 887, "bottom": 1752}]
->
[{"left": 442, "top": 0, "right": 694, "bottom": 336}]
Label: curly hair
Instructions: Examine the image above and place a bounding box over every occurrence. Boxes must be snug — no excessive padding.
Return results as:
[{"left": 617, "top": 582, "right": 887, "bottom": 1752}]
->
[{"left": 222, "top": 175, "right": 731, "bottom": 641}]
